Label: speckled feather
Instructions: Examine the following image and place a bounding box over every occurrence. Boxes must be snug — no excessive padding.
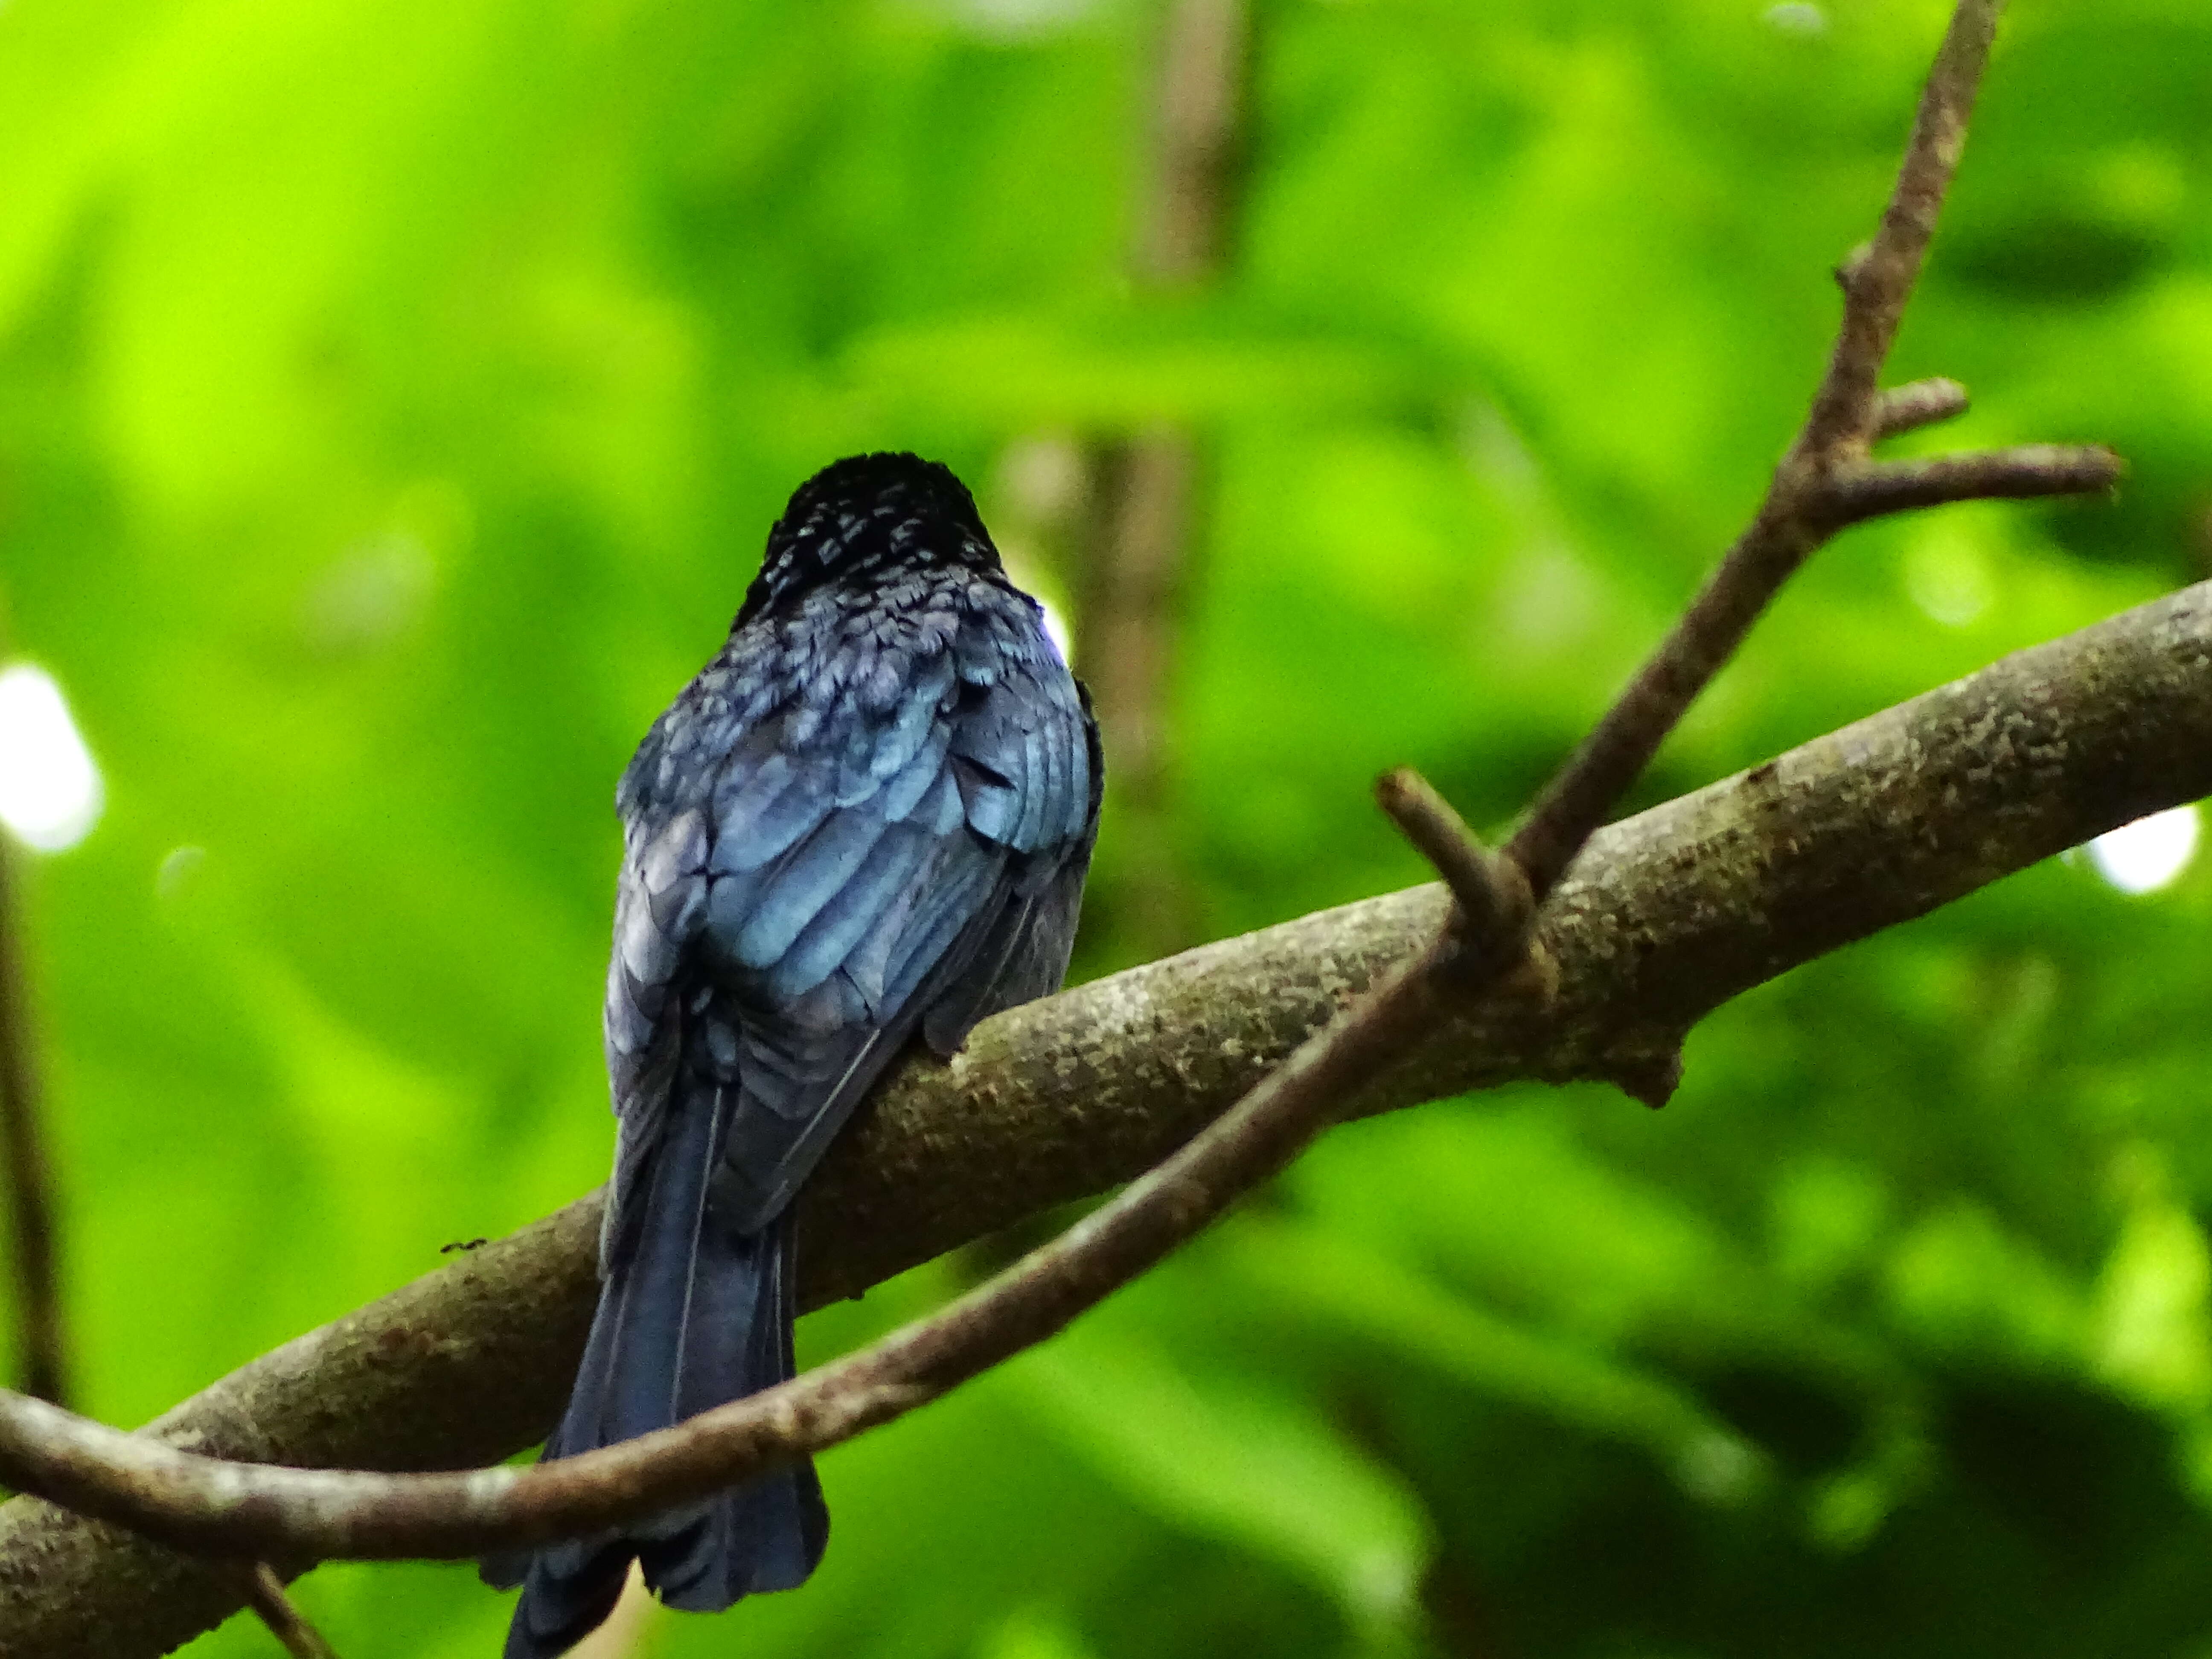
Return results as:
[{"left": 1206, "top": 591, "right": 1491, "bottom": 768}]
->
[{"left": 488, "top": 453, "right": 1100, "bottom": 1656}]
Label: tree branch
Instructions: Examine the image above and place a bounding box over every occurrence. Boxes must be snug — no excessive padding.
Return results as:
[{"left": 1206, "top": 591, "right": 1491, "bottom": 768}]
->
[
  {"left": 1373, "top": 768, "right": 1539, "bottom": 987},
  {"left": 1802, "top": 0, "right": 1997, "bottom": 451},
  {"left": 1872, "top": 376, "right": 1970, "bottom": 439},
  {"left": 1076, "top": 0, "right": 1249, "bottom": 961},
  {"left": 2, "top": 578, "right": 2210, "bottom": 1655},
  {"left": 1500, "top": 0, "right": 2102, "bottom": 901},
  {"left": 1831, "top": 445, "right": 2125, "bottom": 521},
  {"left": 0, "top": 840, "right": 68, "bottom": 1409}
]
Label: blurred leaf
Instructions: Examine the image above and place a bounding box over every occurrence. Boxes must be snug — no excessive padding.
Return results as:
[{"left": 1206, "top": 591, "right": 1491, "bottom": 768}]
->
[
  {"left": 1219, "top": 1214, "right": 1759, "bottom": 1503},
  {"left": 1008, "top": 1315, "right": 1431, "bottom": 1630}
]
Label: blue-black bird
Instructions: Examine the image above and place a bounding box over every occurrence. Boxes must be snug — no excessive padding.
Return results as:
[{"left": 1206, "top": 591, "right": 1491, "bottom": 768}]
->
[{"left": 484, "top": 453, "right": 1101, "bottom": 1656}]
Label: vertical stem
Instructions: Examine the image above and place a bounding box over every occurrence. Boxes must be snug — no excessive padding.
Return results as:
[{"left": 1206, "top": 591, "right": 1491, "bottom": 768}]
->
[
  {"left": 1077, "top": 434, "right": 1202, "bottom": 954},
  {"left": 0, "top": 841, "right": 67, "bottom": 1407},
  {"left": 1138, "top": 0, "right": 1248, "bottom": 286},
  {"left": 1077, "top": 0, "right": 1249, "bottom": 960}
]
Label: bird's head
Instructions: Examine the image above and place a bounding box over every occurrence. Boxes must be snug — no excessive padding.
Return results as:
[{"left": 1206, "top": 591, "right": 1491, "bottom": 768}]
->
[{"left": 737, "top": 452, "right": 1003, "bottom": 624}]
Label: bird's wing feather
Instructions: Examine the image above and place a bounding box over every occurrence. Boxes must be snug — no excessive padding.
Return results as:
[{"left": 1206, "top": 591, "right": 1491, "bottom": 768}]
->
[{"left": 603, "top": 605, "right": 1095, "bottom": 1249}]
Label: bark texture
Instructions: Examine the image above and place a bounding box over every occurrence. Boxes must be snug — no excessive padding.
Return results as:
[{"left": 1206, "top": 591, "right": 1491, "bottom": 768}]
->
[{"left": 1, "top": 579, "right": 2208, "bottom": 1656}]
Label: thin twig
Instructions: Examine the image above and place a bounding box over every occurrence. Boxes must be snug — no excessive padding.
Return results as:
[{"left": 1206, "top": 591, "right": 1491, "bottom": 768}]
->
[
  {"left": 1500, "top": 0, "right": 2107, "bottom": 902},
  {"left": 1832, "top": 445, "right": 2125, "bottom": 521},
  {"left": 0, "top": 841, "right": 67, "bottom": 1406},
  {"left": 216, "top": 1562, "right": 339, "bottom": 1659},
  {"left": 0, "top": 0, "right": 2127, "bottom": 1589},
  {"left": 1801, "top": 2, "right": 2000, "bottom": 451},
  {"left": 1873, "top": 376, "right": 1970, "bottom": 439},
  {"left": 1373, "top": 768, "right": 1535, "bottom": 983}
]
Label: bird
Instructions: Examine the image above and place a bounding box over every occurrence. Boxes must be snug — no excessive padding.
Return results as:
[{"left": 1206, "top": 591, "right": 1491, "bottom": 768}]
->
[{"left": 483, "top": 451, "right": 1101, "bottom": 1656}]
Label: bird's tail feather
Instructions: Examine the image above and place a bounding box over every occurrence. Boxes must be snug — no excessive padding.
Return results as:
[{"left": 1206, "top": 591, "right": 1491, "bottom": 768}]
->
[{"left": 484, "top": 1079, "right": 828, "bottom": 1658}]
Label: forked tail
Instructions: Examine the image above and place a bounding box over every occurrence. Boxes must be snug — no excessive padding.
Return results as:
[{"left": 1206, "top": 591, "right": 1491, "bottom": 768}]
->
[{"left": 483, "top": 1086, "right": 828, "bottom": 1658}]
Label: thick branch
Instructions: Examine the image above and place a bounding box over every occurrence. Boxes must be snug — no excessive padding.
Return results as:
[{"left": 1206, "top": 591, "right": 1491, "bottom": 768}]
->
[
  {"left": 0, "top": 903, "right": 1519, "bottom": 1562},
  {"left": 3, "top": 579, "right": 2209, "bottom": 1656}
]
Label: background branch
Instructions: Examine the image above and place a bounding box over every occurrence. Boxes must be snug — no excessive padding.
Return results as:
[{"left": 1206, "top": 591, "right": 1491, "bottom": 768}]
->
[
  {"left": 0, "top": 838, "right": 67, "bottom": 1409},
  {"left": 1075, "top": 0, "right": 1248, "bottom": 961},
  {"left": 2, "top": 578, "right": 2209, "bottom": 1655}
]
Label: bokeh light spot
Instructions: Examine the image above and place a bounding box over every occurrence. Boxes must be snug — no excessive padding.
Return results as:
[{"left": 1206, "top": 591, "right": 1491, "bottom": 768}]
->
[
  {"left": 1764, "top": 3, "right": 1828, "bottom": 36},
  {"left": 2088, "top": 805, "right": 2199, "bottom": 895},
  {"left": 1037, "top": 597, "right": 1074, "bottom": 667},
  {"left": 0, "top": 663, "right": 104, "bottom": 853},
  {"left": 1903, "top": 530, "right": 1994, "bottom": 629}
]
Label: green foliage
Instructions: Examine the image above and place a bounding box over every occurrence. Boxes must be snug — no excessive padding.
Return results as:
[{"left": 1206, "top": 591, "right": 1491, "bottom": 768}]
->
[{"left": 3, "top": 0, "right": 2212, "bottom": 1654}]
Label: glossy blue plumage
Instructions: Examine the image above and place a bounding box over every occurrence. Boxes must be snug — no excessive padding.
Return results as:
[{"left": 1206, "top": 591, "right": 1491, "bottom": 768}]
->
[{"left": 486, "top": 454, "right": 1100, "bottom": 1656}]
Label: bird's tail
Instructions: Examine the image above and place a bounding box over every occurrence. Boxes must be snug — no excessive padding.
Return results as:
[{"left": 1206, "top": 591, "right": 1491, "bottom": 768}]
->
[{"left": 482, "top": 1083, "right": 828, "bottom": 1659}]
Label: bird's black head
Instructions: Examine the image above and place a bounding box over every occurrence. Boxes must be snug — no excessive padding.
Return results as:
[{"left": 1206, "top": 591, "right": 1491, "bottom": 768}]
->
[{"left": 736, "top": 452, "right": 1002, "bottom": 625}]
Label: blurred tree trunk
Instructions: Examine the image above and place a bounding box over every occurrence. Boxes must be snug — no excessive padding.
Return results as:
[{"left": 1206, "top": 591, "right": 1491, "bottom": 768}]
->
[{"left": 1075, "top": 0, "right": 1249, "bottom": 963}]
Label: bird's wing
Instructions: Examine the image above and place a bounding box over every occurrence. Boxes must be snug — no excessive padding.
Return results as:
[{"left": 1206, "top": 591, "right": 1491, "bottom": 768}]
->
[{"left": 602, "top": 604, "right": 1096, "bottom": 1249}]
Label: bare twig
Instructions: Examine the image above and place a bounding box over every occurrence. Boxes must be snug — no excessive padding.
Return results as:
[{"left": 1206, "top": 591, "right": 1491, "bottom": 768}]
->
[
  {"left": 0, "top": 0, "right": 2133, "bottom": 1617},
  {"left": 1873, "top": 376, "right": 1970, "bottom": 439},
  {"left": 4, "top": 579, "right": 2210, "bottom": 1657},
  {"left": 1374, "top": 768, "right": 1535, "bottom": 984},
  {"left": 0, "top": 923, "right": 1484, "bottom": 1561},
  {"left": 0, "top": 840, "right": 67, "bottom": 1407},
  {"left": 215, "top": 1562, "right": 338, "bottom": 1659},
  {"left": 1802, "top": 3, "right": 1999, "bottom": 451},
  {"left": 1831, "top": 445, "right": 2125, "bottom": 521},
  {"left": 1501, "top": 0, "right": 2116, "bottom": 901}
]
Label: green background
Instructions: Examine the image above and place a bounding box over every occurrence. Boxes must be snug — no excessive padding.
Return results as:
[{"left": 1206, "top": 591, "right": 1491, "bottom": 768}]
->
[{"left": 5, "top": 0, "right": 2212, "bottom": 1653}]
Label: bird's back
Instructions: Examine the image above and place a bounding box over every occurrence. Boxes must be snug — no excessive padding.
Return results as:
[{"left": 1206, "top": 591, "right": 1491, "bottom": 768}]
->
[
  {"left": 489, "top": 453, "right": 1099, "bottom": 1659},
  {"left": 606, "top": 552, "right": 1098, "bottom": 1237}
]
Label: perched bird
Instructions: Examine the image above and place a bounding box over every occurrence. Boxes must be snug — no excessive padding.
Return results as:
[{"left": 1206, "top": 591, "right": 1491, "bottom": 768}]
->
[{"left": 484, "top": 452, "right": 1101, "bottom": 1656}]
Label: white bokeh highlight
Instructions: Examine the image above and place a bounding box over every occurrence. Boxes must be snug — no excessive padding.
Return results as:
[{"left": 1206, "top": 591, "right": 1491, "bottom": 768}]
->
[
  {"left": 1764, "top": 2, "right": 1828, "bottom": 36},
  {"left": 2088, "top": 805, "right": 2200, "bottom": 896},
  {"left": 1036, "top": 597, "right": 1074, "bottom": 667},
  {"left": 0, "top": 663, "right": 104, "bottom": 853},
  {"left": 1903, "top": 533, "right": 1994, "bottom": 629}
]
